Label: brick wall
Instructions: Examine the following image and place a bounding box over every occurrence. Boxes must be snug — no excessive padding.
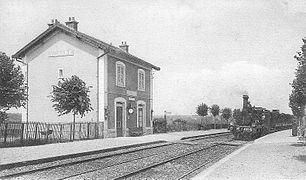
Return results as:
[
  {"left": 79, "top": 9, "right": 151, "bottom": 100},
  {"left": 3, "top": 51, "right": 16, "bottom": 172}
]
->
[{"left": 106, "top": 55, "right": 152, "bottom": 135}]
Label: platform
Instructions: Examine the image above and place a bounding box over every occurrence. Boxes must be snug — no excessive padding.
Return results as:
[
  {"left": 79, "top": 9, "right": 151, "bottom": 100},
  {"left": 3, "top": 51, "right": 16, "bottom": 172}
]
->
[
  {"left": 0, "top": 129, "right": 228, "bottom": 168},
  {"left": 193, "top": 129, "right": 306, "bottom": 180}
]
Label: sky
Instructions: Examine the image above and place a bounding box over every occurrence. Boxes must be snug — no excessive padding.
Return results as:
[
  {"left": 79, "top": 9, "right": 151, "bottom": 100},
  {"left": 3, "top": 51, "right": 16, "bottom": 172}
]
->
[{"left": 1, "top": 0, "right": 306, "bottom": 115}]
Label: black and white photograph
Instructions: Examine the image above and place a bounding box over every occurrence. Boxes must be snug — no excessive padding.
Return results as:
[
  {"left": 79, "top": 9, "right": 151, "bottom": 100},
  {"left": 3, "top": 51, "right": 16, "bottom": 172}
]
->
[{"left": 0, "top": 0, "right": 306, "bottom": 179}]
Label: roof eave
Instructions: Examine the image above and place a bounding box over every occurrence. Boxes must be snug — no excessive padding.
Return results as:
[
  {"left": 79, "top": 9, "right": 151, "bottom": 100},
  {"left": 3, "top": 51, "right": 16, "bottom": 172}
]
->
[
  {"left": 12, "top": 25, "right": 59, "bottom": 59},
  {"left": 153, "top": 66, "right": 161, "bottom": 71},
  {"left": 12, "top": 23, "right": 161, "bottom": 71}
]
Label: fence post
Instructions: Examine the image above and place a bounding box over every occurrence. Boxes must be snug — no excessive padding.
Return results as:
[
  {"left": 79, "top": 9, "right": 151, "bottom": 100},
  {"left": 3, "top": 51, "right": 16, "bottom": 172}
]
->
[
  {"left": 34, "top": 123, "right": 38, "bottom": 141},
  {"left": 70, "top": 123, "right": 73, "bottom": 141},
  {"left": 3, "top": 123, "right": 8, "bottom": 146},
  {"left": 79, "top": 123, "right": 82, "bottom": 140},
  {"left": 59, "top": 124, "right": 63, "bottom": 142},
  {"left": 21, "top": 123, "right": 24, "bottom": 145},
  {"left": 87, "top": 123, "right": 90, "bottom": 139},
  {"left": 95, "top": 123, "right": 98, "bottom": 138},
  {"left": 46, "top": 124, "right": 49, "bottom": 142}
]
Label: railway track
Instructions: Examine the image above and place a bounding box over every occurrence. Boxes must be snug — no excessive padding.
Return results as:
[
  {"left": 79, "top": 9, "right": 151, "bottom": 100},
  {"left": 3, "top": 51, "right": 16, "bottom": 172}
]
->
[
  {"left": 115, "top": 142, "right": 239, "bottom": 180},
  {"left": 113, "top": 143, "right": 222, "bottom": 180},
  {"left": 0, "top": 132, "right": 238, "bottom": 180}
]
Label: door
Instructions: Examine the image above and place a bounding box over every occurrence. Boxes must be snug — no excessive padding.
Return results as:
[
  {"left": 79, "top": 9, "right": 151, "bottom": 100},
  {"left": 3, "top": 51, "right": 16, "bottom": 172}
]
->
[
  {"left": 138, "top": 105, "right": 144, "bottom": 128},
  {"left": 116, "top": 103, "right": 123, "bottom": 137}
]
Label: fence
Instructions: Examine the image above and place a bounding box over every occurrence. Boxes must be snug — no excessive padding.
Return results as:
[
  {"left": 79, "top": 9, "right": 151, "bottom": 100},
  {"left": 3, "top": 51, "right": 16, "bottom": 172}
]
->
[
  {"left": 167, "top": 123, "right": 229, "bottom": 132},
  {"left": 0, "top": 121, "right": 104, "bottom": 147},
  {"left": 153, "top": 117, "right": 229, "bottom": 134}
]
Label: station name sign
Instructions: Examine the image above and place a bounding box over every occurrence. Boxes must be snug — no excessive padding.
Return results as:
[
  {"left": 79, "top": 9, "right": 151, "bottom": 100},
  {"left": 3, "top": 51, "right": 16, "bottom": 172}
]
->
[
  {"left": 49, "top": 49, "right": 74, "bottom": 57},
  {"left": 127, "top": 90, "right": 137, "bottom": 97}
]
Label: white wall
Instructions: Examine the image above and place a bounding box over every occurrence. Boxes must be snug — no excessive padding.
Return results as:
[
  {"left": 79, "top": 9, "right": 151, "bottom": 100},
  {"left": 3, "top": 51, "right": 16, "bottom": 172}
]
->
[{"left": 24, "top": 32, "right": 99, "bottom": 123}]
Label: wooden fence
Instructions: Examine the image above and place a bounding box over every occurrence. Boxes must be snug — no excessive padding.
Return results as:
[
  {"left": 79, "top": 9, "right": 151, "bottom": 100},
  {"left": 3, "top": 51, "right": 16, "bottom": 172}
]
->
[{"left": 0, "top": 121, "right": 104, "bottom": 147}]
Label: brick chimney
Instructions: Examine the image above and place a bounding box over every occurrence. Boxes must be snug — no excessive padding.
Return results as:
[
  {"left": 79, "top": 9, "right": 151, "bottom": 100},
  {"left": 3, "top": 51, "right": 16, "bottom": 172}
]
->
[
  {"left": 119, "top": 41, "right": 129, "bottom": 53},
  {"left": 65, "top": 17, "right": 79, "bottom": 31},
  {"left": 48, "top": 19, "right": 59, "bottom": 27}
]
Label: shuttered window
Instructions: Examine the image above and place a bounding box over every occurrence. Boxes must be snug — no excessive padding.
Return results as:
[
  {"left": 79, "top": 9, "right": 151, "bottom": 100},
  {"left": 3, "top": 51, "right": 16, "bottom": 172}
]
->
[
  {"left": 138, "top": 69, "right": 145, "bottom": 91},
  {"left": 116, "top": 62, "right": 125, "bottom": 87}
]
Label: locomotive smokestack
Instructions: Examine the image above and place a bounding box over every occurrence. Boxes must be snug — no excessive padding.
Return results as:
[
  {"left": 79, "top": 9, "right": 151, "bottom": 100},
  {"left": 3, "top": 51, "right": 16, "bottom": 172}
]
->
[{"left": 243, "top": 95, "right": 249, "bottom": 110}]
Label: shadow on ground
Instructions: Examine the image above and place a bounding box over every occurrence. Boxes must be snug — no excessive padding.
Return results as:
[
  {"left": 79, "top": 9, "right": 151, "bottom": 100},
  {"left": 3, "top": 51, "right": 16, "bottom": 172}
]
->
[
  {"left": 294, "top": 155, "right": 306, "bottom": 163},
  {"left": 290, "top": 142, "right": 306, "bottom": 147}
]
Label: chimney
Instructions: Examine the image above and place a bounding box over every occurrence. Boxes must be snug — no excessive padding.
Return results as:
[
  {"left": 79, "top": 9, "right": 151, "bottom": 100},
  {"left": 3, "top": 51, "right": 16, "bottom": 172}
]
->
[
  {"left": 119, "top": 41, "right": 129, "bottom": 53},
  {"left": 242, "top": 95, "right": 249, "bottom": 110},
  {"left": 65, "top": 17, "right": 79, "bottom": 31},
  {"left": 48, "top": 19, "right": 59, "bottom": 27}
]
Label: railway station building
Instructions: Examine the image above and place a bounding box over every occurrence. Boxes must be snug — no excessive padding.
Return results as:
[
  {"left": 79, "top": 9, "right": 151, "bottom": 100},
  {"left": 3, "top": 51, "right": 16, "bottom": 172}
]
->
[{"left": 12, "top": 17, "right": 160, "bottom": 138}]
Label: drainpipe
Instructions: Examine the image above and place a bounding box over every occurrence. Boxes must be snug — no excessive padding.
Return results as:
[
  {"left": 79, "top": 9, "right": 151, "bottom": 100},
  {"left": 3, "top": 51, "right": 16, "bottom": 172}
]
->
[
  {"left": 96, "top": 48, "right": 110, "bottom": 124},
  {"left": 14, "top": 58, "right": 29, "bottom": 137}
]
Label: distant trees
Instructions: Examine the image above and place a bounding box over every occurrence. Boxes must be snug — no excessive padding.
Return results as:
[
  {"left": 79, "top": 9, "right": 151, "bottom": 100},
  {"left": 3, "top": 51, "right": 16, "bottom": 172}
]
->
[
  {"left": 196, "top": 103, "right": 209, "bottom": 117},
  {"left": 196, "top": 103, "right": 232, "bottom": 129},
  {"left": 196, "top": 103, "right": 209, "bottom": 128},
  {"left": 0, "top": 52, "right": 27, "bottom": 123},
  {"left": 233, "top": 109, "right": 242, "bottom": 125},
  {"left": 211, "top": 104, "right": 220, "bottom": 129},
  {"left": 50, "top": 75, "right": 93, "bottom": 140},
  {"left": 222, "top": 108, "right": 232, "bottom": 126}
]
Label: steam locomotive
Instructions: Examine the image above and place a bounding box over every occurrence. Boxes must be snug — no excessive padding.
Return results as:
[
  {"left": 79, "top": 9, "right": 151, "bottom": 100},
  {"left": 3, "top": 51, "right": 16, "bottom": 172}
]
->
[{"left": 230, "top": 95, "right": 292, "bottom": 140}]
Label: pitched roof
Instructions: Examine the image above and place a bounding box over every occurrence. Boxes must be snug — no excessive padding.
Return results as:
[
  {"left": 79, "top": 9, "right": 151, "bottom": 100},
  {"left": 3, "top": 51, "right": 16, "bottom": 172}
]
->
[{"left": 13, "top": 22, "right": 160, "bottom": 70}]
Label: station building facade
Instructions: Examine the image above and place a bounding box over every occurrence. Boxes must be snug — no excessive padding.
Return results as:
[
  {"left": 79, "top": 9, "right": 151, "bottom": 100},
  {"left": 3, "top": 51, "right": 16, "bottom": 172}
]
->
[{"left": 12, "top": 18, "right": 160, "bottom": 138}]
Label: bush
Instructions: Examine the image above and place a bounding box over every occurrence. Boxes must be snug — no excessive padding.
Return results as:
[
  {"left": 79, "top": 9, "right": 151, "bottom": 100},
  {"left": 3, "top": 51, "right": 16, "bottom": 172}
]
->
[
  {"left": 153, "top": 118, "right": 167, "bottom": 133},
  {"left": 129, "top": 127, "right": 143, "bottom": 137},
  {"left": 169, "top": 119, "right": 187, "bottom": 132}
]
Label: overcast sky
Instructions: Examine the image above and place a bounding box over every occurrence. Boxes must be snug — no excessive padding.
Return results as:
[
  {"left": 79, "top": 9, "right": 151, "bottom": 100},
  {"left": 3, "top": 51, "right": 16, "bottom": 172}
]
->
[{"left": 1, "top": 0, "right": 306, "bottom": 115}]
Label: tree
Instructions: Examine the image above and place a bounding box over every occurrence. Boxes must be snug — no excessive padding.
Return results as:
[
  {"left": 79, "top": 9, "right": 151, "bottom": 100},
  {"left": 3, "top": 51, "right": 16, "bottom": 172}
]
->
[
  {"left": 289, "top": 38, "right": 306, "bottom": 135},
  {"left": 210, "top": 104, "right": 220, "bottom": 129},
  {"left": 50, "top": 75, "right": 93, "bottom": 140},
  {"left": 196, "top": 103, "right": 209, "bottom": 128},
  {"left": 289, "top": 89, "right": 305, "bottom": 118},
  {"left": 222, "top": 108, "right": 232, "bottom": 128},
  {"left": 196, "top": 103, "right": 209, "bottom": 117},
  {"left": 233, "top": 109, "right": 242, "bottom": 125},
  {"left": 0, "top": 111, "right": 8, "bottom": 123},
  {"left": 0, "top": 52, "right": 27, "bottom": 123}
]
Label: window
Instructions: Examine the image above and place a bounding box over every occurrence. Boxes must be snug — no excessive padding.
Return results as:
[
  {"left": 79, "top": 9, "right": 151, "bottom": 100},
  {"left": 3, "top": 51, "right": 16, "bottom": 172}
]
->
[
  {"left": 58, "top": 68, "right": 64, "bottom": 79},
  {"left": 138, "top": 69, "right": 145, "bottom": 91},
  {"left": 137, "top": 104, "right": 144, "bottom": 127},
  {"left": 137, "top": 101, "right": 146, "bottom": 128},
  {"left": 116, "top": 61, "right": 125, "bottom": 87}
]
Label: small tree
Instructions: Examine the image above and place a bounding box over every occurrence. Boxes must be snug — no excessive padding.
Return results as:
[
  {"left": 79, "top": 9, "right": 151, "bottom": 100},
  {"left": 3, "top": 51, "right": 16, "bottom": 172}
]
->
[
  {"left": 0, "top": 52, "right": 27, "bottom": 123},
  {"left": 50, "top": 75, "right": 93, "bottom": 140},
  {"left": 211, "top": 104, "right": 220, "bottom": 129},
  {"left": 222, "top": 108, "right": 232, "bottom": 128},
  {"left": 196, "top": 103, "right": 209, "bottom": 129}
]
